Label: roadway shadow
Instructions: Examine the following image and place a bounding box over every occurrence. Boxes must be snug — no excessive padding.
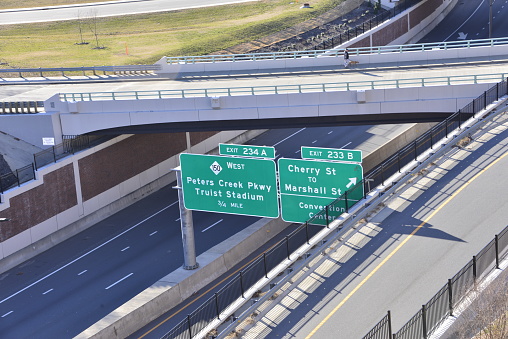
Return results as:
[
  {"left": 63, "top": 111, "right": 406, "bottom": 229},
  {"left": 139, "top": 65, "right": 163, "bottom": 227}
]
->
[{"left": 260, "top": 214, "right": 465, "bottom": 338}]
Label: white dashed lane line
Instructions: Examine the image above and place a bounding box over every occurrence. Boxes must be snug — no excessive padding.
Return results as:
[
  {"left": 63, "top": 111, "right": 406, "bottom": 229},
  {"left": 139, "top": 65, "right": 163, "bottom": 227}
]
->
[
  {"left": 202, "top": 219, "right": 223, "bottom": 233},
  {"left": 105, "top": 273, "right": 134, "bottom": 290},
  {"left": 272, "top": 128, "right": 306, "bottom": 147},
  {"left": 42, "top": 289, "right": 53, "bottom": 295},
  {"left": 149, "top": 231, "right": 158, "bottom": 236},
  {"left": 2, "top": 311, "right": 13, "bottom": 318},
  {"left": 121, "top": 246, "right": 130, "bottom": 252},
  {"left": 78, "top": 270, "right": 87, "bottom": 276}
]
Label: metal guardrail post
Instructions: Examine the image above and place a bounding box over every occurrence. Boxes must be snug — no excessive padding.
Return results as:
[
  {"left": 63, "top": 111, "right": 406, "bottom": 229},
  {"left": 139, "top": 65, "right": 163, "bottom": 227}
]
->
[
  {"left": 387, "top": 310, "right": 393, "bottom": 339},
  {"left": 286, "top": 236, "right": 290, "bottom": 260}
]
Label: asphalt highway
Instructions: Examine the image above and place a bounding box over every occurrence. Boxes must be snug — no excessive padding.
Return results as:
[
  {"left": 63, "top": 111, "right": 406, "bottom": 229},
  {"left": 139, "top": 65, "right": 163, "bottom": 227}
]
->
[{"left": 0, "top": 0, "right": 257, "bottom": 25}]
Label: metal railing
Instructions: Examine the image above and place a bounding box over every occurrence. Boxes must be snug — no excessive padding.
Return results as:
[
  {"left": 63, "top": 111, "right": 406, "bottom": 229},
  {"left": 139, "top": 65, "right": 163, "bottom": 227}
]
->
[
  {"left": 158, "top": 79, "right": 508, "bottom": 339},
  {"left": 0, "top": 163, "right": 36, "bottom": 197},
  {"left": 33, "top": 134, "right": 113, "bottom": 170},
  {"left": 0, "top": 101, "right": 44, "bottom": 114},
  {"left": 0, "top": 64, "right": 161, "bottom": 78},
  {"left": 59, "top": 72, "right": 508, "bottom": 102},
  {"left": 163, "top": 36, "right": 508, "bottom": 64},
  {"left": 0, "top": 134, "right": 113, "bottom": 202},
  {"left": 364, "top": 226, "right": 508, "bottom": 339}
]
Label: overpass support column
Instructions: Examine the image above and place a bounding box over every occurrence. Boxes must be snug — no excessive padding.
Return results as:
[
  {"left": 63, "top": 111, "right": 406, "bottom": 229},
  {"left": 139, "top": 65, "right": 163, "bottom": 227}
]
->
[{"left": 175, "top": 168, "right": 199, "bottom": 270}]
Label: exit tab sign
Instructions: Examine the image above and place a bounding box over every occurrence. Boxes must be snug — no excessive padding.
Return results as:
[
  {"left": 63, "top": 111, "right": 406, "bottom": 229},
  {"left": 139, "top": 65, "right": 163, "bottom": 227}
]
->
[
  {"left": 301, "top": 146, "right": 362, "bottom": 163},
  {"left": 219, "top": 144, "right": 275, "bottom": 159}
]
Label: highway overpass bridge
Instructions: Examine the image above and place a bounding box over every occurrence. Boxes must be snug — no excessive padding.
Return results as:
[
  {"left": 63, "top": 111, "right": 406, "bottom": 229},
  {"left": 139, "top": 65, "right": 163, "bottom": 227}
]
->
[{"left": 1, "top": 38, "right": 508, "bottom": 148}]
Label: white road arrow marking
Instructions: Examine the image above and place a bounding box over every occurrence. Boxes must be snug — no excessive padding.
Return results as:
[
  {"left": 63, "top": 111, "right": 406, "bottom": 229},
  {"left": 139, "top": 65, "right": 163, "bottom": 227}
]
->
[
  {"left": 457, "top": 32, "right": 468, "bottom": 40},
  {"left": 346, "top": 177, "right": 357, "bottom": 189}
]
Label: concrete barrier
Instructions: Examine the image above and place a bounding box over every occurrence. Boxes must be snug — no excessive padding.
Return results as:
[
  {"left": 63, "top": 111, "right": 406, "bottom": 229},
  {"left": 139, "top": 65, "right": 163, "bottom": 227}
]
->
[{"left": 76, "top": 217, "right": 290, "bottom": 339}]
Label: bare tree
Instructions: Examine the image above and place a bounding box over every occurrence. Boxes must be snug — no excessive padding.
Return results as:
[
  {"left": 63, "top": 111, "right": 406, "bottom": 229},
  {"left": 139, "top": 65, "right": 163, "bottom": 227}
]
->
[
  {"left": 447, "top": 269, "right": 508, "bottom": 339},
  {"left": 75, "top": 10, "right": 89, "bottom": 45},
  {"left": 88, "top": 9, "right": 104, "bottom": 49}
]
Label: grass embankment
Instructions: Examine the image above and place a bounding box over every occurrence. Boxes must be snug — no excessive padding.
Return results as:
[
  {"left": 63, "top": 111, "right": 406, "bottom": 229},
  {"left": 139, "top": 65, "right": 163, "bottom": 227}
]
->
[{"left": 0, "top": 0, "right": 344, "bottom": 68}]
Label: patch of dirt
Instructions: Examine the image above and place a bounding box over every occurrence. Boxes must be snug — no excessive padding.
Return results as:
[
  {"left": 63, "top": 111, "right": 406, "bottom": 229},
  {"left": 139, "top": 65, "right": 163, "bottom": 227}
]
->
[{"left": 216, "top": 0, "right": 385, "bottom": 54}]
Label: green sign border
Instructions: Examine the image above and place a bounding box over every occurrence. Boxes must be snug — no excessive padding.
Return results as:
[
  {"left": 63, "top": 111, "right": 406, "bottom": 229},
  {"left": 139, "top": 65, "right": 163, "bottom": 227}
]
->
[
  {"left": 219, "top": 143, "right": 276, "bottom": 159},
  {"left": 301, "top": 146, "right": 362, "bottom": 163},
  {"left": 179, "top": 153, "right": 279, "bottom": 218}
]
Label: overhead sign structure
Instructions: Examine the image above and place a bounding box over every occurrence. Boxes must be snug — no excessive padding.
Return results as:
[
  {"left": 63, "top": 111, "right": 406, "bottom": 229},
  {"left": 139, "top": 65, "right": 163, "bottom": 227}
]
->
[
  {"left": 278, "top": 158, "right": 364, "bottom": 224},
  {"left": 301, "top": 146, "right": 362, "bottom": 163},
  {"left": 219, "top": 143, "right": 276, "bottom": 159},
  {"left": 179, "top": 153, "right": 279, "bottom": 218}
]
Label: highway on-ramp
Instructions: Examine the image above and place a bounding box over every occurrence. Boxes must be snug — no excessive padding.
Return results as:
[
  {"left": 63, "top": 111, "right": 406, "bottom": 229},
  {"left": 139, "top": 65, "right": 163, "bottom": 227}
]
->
[{"left": 236, "top": 114, "right": 508, "bottom": 338}]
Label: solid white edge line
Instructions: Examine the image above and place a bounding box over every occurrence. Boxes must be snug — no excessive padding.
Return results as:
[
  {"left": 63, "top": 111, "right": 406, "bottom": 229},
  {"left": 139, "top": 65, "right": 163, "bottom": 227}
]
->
[
  {"left": 0, "top": 201, "right": 178, "bottom": 305},
  {"left": 105, "top": 273, "right": 134, "bottom": 290}
]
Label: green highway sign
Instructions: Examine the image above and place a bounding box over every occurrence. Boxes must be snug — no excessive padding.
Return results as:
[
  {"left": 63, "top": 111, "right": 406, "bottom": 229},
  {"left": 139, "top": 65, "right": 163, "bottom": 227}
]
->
[
  {"left": 278, "top": 158, "right": 364, "bottom": 224},
  {"left": 219, "top": 143, "right": 275, "bottom": 159},
  {"left": 301, "top": 146, "right": 362, "bottom": 163},
  {"left": 179, "top": 153, "right": 279, "bottom": 218}
]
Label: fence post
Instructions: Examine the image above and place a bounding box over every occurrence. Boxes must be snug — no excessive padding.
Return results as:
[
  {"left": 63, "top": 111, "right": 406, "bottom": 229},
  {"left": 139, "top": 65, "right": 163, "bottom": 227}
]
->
[
  {"left": 286, "top": 236, "right": 290, "bottom": 260},
  {"left": 187, "top": 314, "right": 193, "bottom": 338},
  {"left": 448, "top": 279, "right": 453, "bottom": 316},
  {"left": 495, "top": 234, "right": 500, "bottom": 269},
  {"left": 325, "top": 206, "right": 330, "bottom": 228},
  {"left": 484, "top": 91, "right": 487, "bottom": 110},
  {"left": 240, "top": 271, "right": 245, "bottom": 298},
  {"left": 215, "top": 293, "right": 220, "bottom": 320},
  {"left": 305, "top": 222, "right": 310, "bottom": 245},
  {"left": 473, "top": 255, "right": 477, "bottom": 283},
  {"left": 345, "top": 191, "right": 349, "bottom": 213},
  {"left": 387, "top": 310, "right": 393, "bottom": 338},
  {"left": 422, "top": 305, "right": 428, "bottom": 339}
]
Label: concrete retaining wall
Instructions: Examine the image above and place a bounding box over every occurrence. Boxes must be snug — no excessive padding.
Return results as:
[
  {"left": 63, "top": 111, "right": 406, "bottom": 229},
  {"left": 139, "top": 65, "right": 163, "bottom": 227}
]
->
[{"left": 0, "top": 129, "right": 266, "bottom": 274}]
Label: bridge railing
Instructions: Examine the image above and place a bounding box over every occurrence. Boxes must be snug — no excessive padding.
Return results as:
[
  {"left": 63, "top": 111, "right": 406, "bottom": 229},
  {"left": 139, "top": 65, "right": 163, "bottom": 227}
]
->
[
  {"left": 163, "top": 37, "right": 508, "bottom": 64},
  {"left": 158, "top": 79, "right": 508, "bottom": 339},
  {"left": 58, "top": 72, "right": 508, "bottom": 102},
  {"left": 0, "top": 64, "right": 161, "bottom": 78}
]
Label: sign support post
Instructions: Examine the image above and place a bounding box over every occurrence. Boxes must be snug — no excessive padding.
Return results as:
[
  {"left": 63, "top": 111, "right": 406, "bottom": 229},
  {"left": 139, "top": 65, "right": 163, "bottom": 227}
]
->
[{"left": 175, "top": 167, "right": 199, "bottom": 270}]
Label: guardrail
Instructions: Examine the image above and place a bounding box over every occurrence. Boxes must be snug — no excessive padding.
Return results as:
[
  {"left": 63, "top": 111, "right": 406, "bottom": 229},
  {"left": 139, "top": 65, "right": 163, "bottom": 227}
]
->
[
  {"left": 364, "top": 225, "right": 508, "bottom": 339},
  {"left": 158, "top": 79, "right": 508, "bottom": 339},
  {"left": 163, "top": 37, "right": 508, "bottom": 64},
  {"left": 0, "top": 101, "right": 44, "bottom": 114},
  {"left": 59, "top": 72, "right": 508, "bottom": 102},
  {"left": 0, "top": 64, "right": 161, "bottom": 78}
]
